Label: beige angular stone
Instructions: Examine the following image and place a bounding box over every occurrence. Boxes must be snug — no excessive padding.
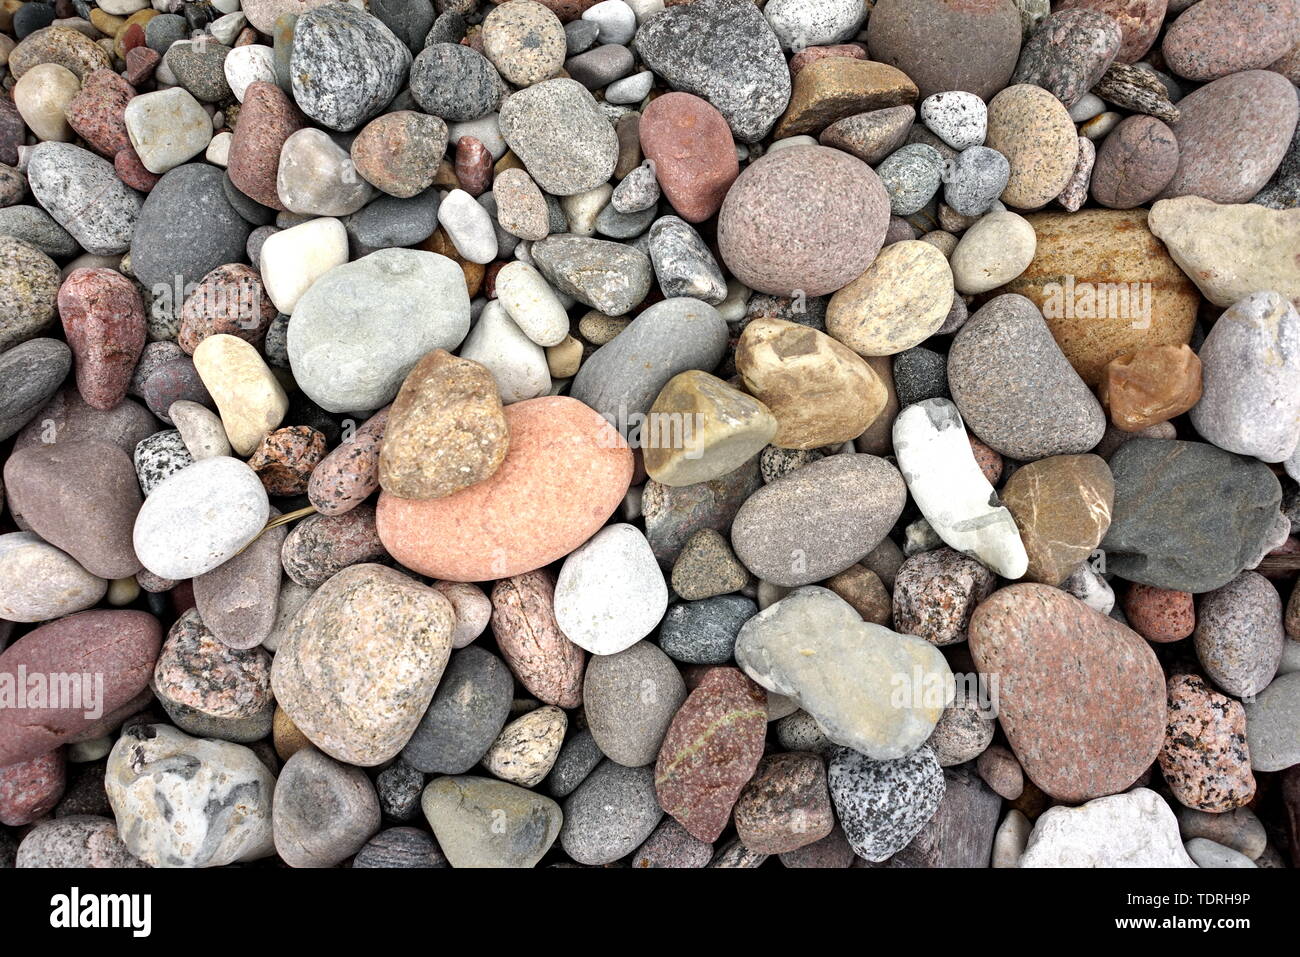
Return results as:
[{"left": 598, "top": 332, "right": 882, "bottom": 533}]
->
[
  {"left": 642, "top": 370, "right": 778, "bottom": 487},
  {"left": 1148, "top": 196, "right": 1300, "bottom": 308},
  {"left": 736, "top": 317, "right": 887, "bottom": 450},
  {"left": 191, "top": 334, "right": 288, "bottom": 456},
  {"left": 774, "top": 58, "right": 919, "bottom": 138},
  {"left": 827, "top": 240, "right": 955, "bottom": 356},
  {"left": 378, "top": 349, "right": 509, "bottom": 501},
  {"left": 546, "top": 335, "right": 583, "bottom": 379},
  {"left": 1001, "top": 454, "right": 1114, "bottom": 585}
]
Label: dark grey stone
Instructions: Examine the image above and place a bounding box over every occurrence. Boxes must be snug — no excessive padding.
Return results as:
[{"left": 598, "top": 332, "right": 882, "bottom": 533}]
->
[
  {"left": 659, "top": 594, "right": 756, "bottom": 664},
  {"left": 400, "top": 647, "right": 514, "bottom": 774}
]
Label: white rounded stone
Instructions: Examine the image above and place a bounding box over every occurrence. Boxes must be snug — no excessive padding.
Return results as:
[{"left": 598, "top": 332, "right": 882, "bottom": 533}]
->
[
  {"left": 0, "top": 532, "right": 107, "bottom": 622},
  {"left": 223, "top": 43, "right": 278, "bottom": 103},
  {"left": 582, "top": 0, "right": 638, "bottom": 44},
  {"left": 457, "top": 300, "right": 551, "bottom": 403},
  {"left": 125, "top": 87, "right": 214, "bottom": 174},
  {"left": 554, "top": 523, "right": 669, "bottom": 656},
  {"left": 494, "top": 261, "right": 570, "bottom": 347},
  {"left": 259, "top": 217, "right": 349, "bottom": 314},
  {"left": 13, "top": 63, "right": 80, "bottom": 143},
  {"left": 277, "top": 128, "right": 376, "bottom": 217},
  {"left": 920, "top": 91, "right": 988, "bottom": 150},
  {"left": 437, "top": 189, "right": 498, "bottom": 264}
]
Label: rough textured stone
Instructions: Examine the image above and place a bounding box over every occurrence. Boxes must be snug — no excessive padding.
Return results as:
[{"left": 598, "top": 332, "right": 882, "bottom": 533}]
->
[{"left": 1160, "top": 674, "right": 1256, "bottom": 812}]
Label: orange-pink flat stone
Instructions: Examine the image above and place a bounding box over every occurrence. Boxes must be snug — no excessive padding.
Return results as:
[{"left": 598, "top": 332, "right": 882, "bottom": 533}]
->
[{"left": 376, "top": 395, "right": 633, "bottom": 582}]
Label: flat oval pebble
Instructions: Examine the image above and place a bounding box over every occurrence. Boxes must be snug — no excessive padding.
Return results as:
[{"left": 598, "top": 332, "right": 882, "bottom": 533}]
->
[
  {"left": 984, "top": 84, "right": 1080, "bottom": 210},
  {"left": 1163, "top": 0, "right": 1300, "bottom": 80}
]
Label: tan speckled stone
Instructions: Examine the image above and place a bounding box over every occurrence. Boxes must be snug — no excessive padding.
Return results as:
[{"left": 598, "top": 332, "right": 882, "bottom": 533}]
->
[
  {"left": 481, "top": 705, "right": 567, "bottom": 787},
  {"left": 270, "top": 563, "right": 455, "bottom": 767},
  {"left": 984, "top": 84, "right": 1079, "bottom": 210},
  {"left": 827, "top": 240, "right": 955, "bottom": 356}
]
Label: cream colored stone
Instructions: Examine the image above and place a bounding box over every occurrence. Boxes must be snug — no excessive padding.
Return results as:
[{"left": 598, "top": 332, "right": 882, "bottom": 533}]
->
[
  {"left": 950, "top": 210, "right": 1037, "bottom": 295},
  {"left": 13, "top": 63, "right": 80, "bottom": 142},
  {"left": 192, "top": 334, "right": 288, "bottom": 456},
  {"left": 827, "top": 240, "right": 955, "bottom": 356}
]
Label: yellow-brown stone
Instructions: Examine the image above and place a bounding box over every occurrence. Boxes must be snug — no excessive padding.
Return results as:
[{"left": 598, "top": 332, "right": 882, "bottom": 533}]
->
[
  {"left": 735, "top": 317, "right": 887, "bottom": 450},
  {"left": 1098, "top": 344, "right": 1202, "bottom": 431},
  {"left": 827, "top": 240, "right": 955, "bottom": 356},
  {"left": 774, "top": 58, "right": 918, "bottom": 138},
  {"left": 824, "top": 564, "right": 891, "bottom": 625},
  {"left": 643, "top": 370, "right": 778, "bottom": 487},
  {"left": 1001, "top": 454, "right": 1114, "bottom": 586},
  {"left": 1000, "top": 208, "right": 1200, "bottom": 385}
]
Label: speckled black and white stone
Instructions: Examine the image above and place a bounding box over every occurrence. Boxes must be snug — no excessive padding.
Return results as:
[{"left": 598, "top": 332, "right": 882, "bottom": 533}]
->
[
  {"left": 658, "top": 594, "right": 757, "bottom": 664},
  {"left": 648, "top": 216, "right": 728, "bottom": 305},
  {"left": 499, "top": 79, "right": 620, "bottom": 197},
  {"left": 133, "top": 429, "right": 194, "bottom": 496},
  {"left": 942, "top": 146, "right": 1011, "bottom": 217},
  {"left": 290, "top": 5, "right": 413, "bottom": 132},
  {"left": 611, "top": 161, "right": 661, "bottom": 214},
  {"left": 376, "top": 760, "right": 425, "bottom": 822},
  {"left": 26, "top": 143, "right": 143, "bottom": 256},
  {"left": 828, "top": 744, "right": 946, "bottom": 862},
  {"left": 920, "top": 91, "right": 988, "bottom": 150},
  {"left": 411, "top": 43, "right": 507, "bottom": 124},
  {"left": 877, "top": 144, "right": 945, "bottom": 216}
]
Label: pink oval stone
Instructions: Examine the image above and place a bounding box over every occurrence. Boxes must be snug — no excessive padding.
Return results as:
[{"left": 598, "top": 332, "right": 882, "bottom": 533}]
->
[
  {"left": 0, "top": 750, "right": 66, "bottom": 826},
  {"left": 0, "top": 610, "right": 162, "bottom": 767},
  {"left": 377, "top": 396, "right": 633, "bottom": 581},
  {"left": 227, "top": 81, "right": 304, "bottom": 211},
  {"left": 58, "top": 268, "right": 146, "bottom": 411},
  {"left": 640, "top": 92, "right": 740, "bottom": 224},
  {"left": 1058, "top": 0, "right": 1169, "bottom": 63},
  {"left": 307, "top": 406, "right": 390, "bottom": 516},
  {"left": 64, "top": 68, "right": 135, "bottom": 159}
]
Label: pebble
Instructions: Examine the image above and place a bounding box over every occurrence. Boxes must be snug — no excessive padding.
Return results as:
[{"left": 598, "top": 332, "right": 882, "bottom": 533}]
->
[
  {"left": 1162, "top": 0, "right": 1300, "bottom": 81},
  {"left": 1090, "top": 115, "right": 1180, "bottom": 208},
  {"left": 983, "top": 84, "right": 1079, "bottom": 210},
  {"left": 457, "top": 300, "right": 551, "bottom": 403},
  {"left": 0, "top": 532, "right": 106, "bottom": 622},
  {"left": 227, "top": 82, "right": 304, "bottom": 211},
  {"left": 493, "top": 169, "right": 551, "bottom": 240},
  {"left": 826, "top": 240, "right": 953, "bottom": 356},
  {"left": 554, "top": 523, "right": 667, "bottom": 656},
  {"left": 192, "top": 334, "right": 287, "bottom": 456},
  {"left": 920, "top": 92, "right": 986, "bottom": 150},
  {"left": 1019, "top": 788, "right": 1195, "bottom": 867},
  {"left": 1101, "top": 439, "right": 1282, "bottom": 593},
  {"left": 482, "top": 0, "right": 566, "bottom": 86},
  {"left": 132, "top": 455, "right": 269, "bottom": 580},
  {"left": 654, "top": 667, "right": 766, "bottom": 842},
  {"left": 289, "top": 5, "right": 411, "bottom": 131},
  {"left": 410, "top": 43, "right": 504, "bottom": 123},
  {"left": 648, "top": 216, "right": 727, "bottom": 303},
  {"left": 13, "top": 62, "right": 80, "bottom": 142},
  {"left": 1001, "top": 454, "right": 1114, "bottom": 585},
  {"left": 867, "top": 0, "right": 1022, "bottom": 100},
  {"left": 583, "top": 641, "right": 687, "bottom": 765},
  {"left": 892, "top": 548, "right": 997, "bottom": 646},
  {"left": 15, "top": 816, "right": 144, "bottom": 869},
  {"left": 0, "top": 238, "right": 59, "bottom": 352},
  {"left": 106, "top": 724, "right": 276, "bottom": 867},
  {"left": 123, "top": 87, "right": 212, "bottom": 175},
  {"left": 731, "top": 454, "right": 906, "bottom": 587},
  {"left": 892, "top": 400, "right": 1029, "bottom": 579},
  {"left": 643, "top": 371, "right": 776, "bottom": 487},
  {"left": 948, "top": 210, "right": 1035, "bottom": 294},
  {"left": 1244, "top": 671, "right": 1300, "bottom": 771},
  {"left": 27, "top": 143, "right": 141, "bottom": 256},
  {"left": 561, "top": 760, "right": 662, "bottom": 864},
  {"left": 223, "top": 43, "right": 277, "bottom": 102},
  {"left": 818, "top": 105, "right": 914, "bottom": 165},
  {"left": 970, "top": 584, "right": 1173, "bottom": 801},
  {"left": 775, "top": 58, "right": 918, "bottom": 139},
  {"left": 1159, "top": 674, "right": 1256, "bottom": 812},
  {"left": 1013, "top": 9, "right": 1122, "bottom": 108},
  {"left": 422, "top": 775, "right": 561, "bottom": 868},
  {"left": 1191, "top": 292, "right": 1300, "bottom": 463},
  {"left": 377, "top": 396, "right": 632, "bottom": 581},
  {"left": 736, "top": 317, "right": 886, "bottom": 449},
  {"left": 494, "top": 262, "right": 570, "bottom": 347},
  {"left": 58, "top": 268, "right": 146, "bottom": 411},
  {"left": 499, "top": 78, "right": 617, "bottom": 196},
  {"left": 571, "top": 296, "right": 727, "bottom": 438},
  {"left": 829, "top": 744, "right": 946, "bottom": 862},
  {"left": 5, "top": 437, "right": 142, "bottom": 579},
  {"left": 532, "top": 234, "right": 652, "bottom": 314},
  {"left": 288, "top": 249, "right": 471, "bottom": 413},
  {"left": 633, "top": 0, "right": 791, "bottom": 143},
  {"left": 133, "top": 429, "right": 193, "bottom": 495},
  {"left": 483, "top": 705, "right": 567, "bottom": 787},
  {"left": 943, "top": 147, "right": 1012, "bottom": 217},
  {"left": 273, "top": 746, "right": 379, "bottom": 867},
  {"left": 1195, "top": 572, "right": 1285, "bottom": 699},
  {"left": 277, "top": 128, "right": 376, "bottom": 217},
  {"left": 1159, "top": 69, "right": 1299, "bottom": 204},
  {"left": 738, "top": 587, "right": 953, "bottom": 758}
]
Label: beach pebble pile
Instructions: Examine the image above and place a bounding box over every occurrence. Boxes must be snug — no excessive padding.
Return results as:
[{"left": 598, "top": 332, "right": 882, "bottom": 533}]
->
[{"left": 1, "top": 0, "right": 1299, "bottom": 870}]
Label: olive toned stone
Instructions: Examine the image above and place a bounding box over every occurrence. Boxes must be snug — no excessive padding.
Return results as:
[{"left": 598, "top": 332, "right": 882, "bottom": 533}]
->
[
  {"left": 378, "top": 350, "right": 509, "bottom": 501},
  {"left": 1001, "top": 209, "right": 1200, "bottom": 385},
  {"left": 826, "top": 240, "right": 955, "bottom": 357},
  {"left": 1001, "top": 454, "right": 1115, "bottom": 585},
  {"left": 774, "top": 58, "right": 919, "bottom": 139},
  {"left": 642, "top": 370, "right": 778, "bottom": 487},
  {"left": 1098, "top": 344, "right": 1203, "bottom": 431},
  {"left": 735, "top": 317, "right": 887, "bottom": 450}
]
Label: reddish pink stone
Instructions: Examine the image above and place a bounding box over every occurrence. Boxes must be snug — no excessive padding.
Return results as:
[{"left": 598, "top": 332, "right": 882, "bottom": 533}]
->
[
  {"left": 178, "top": 263, "right": 277, "bottom": 354},
  {"left": 1123, "top": 582, "right": 1195, "bottom": 642},
  {"left": 58, "top": 268, "right": 147, "bottom": 411},
  {"left": 640, "top": 92, "right": 740, "bottom": 224},
  {"left": 969, "top": 435, "right": 1003, "bottom": 485},
  {"left": 0, "top": 610, "right": 162, "bottom": 767},
  {"left": 308, "top": 407, "right": 390, "bottom": 516},
  {"left": 248, "top": 425, "right": 327, "bottom": 496},
  {"left": 654, "top": 666, "right": 767, "bottom": 842},
  {"left": 0, "top": 98, "right": 25, "bottom": 167},
  {"left": 526, "top": 0, "right": 599, "bottom": 21},
  {"left": 0, "top": 750, "right": 66, "bottom": 826},
  {"left": 1058, "top": 0, "right": 1168, "bottom": 63},
  {"left": 490, "top": 570, "right": 585, "bottom": 708},
  {"left": 376, "top": 396, "right": 633, "bottom": 582},
  {"left": 789, "top": 44, "right": 868, "bottom": 77},
  {"left": 65, "top": 69, "right": 135, "bottom": 159},
  {"left": 114, "top": 146, "right": 161, "bottom": 191},
  {"left": 1159, "top": 673, "right": 1255, "bottom": 811},
  {"left": 455, "top": 135, "right": 492, "bottom": 197},
  {"left": 227, "top": 81, "right": 305, "bottom": 211},
  {"left": 121, "top": 22, "right": 146, "bottom": 53},
  {"left": 124, "top": 46, "right": 160, "bottom": 86}
]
